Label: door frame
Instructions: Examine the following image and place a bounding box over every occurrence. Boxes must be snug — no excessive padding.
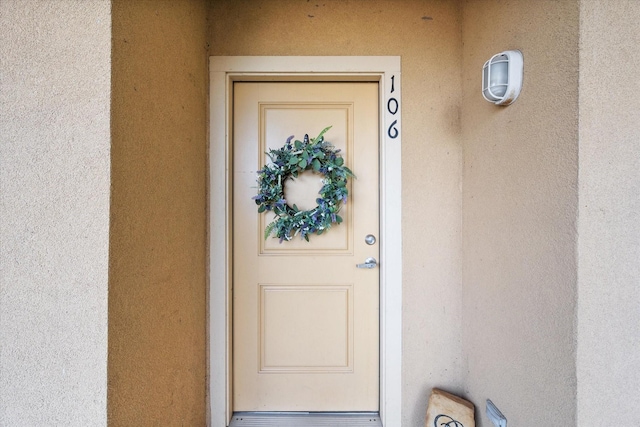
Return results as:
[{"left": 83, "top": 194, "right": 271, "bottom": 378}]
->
[{"left": 208, "top": 56, "right": 402, "bottom": 427}]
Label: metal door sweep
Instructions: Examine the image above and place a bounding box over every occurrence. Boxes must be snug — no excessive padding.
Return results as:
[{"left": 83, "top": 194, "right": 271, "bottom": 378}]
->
[{"left": 229, "top": 412, "right": 382, "bottom": 427}]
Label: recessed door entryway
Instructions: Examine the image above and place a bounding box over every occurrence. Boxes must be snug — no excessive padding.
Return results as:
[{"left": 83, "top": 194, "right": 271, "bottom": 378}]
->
[{"left": 232, "top": 82, "right": 380, "bottom": 412}]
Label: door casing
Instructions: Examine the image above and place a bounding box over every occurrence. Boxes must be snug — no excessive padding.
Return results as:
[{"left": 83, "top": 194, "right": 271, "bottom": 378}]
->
[{"left": 208, "top": 56, "right": 402, "bottom": 427}]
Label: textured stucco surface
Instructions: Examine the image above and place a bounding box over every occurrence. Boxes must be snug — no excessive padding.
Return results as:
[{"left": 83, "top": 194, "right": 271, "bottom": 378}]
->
[
  {"left": 209, "top": 1, "right": 464, "bottom": 425},
  {"left": 108, "top": 1, "right": 209, "bottom": 425},
  {"left": 577, "top": 1, "right": 640, "bottom": 425},
  {"left": 0, "top": 1, "right": 111, "bottom": 425},
  {"left": 461, "top": 1, "right": 579, "bottom": 426},
  {"left": 2, "top": 2, "right": 634, "bottom": 426}
]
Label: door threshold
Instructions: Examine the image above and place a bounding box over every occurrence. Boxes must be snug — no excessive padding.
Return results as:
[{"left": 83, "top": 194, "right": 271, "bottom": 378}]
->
[{"left": 229, "top": 412, "right": 382, "bottom": 426}]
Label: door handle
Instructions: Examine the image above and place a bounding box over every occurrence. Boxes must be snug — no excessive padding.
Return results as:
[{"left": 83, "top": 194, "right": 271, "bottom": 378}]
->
[{"left": 356, "top": 257, "right": 378, "bottom": 269}]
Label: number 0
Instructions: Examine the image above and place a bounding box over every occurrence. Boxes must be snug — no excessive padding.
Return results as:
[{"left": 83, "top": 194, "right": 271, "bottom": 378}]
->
[{"left": 387, "top": 98, "right": 398, "bottom": 115}]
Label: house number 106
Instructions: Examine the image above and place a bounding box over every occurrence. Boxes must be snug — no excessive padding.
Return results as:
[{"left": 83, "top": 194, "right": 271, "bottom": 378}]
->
[{"left": 388, "top": 75, "right": 399, "bottom": 139}]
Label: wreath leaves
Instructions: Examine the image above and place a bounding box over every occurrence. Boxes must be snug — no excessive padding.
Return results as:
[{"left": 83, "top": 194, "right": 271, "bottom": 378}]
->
[{"left": 253, "top": 126, "right": 354, "bottom": 242}]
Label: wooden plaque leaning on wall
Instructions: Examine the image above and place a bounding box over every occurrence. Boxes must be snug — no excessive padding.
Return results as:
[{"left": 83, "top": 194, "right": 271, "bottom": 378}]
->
[{"left": 425, "top": 388, "right": 475, "bottom": 427}]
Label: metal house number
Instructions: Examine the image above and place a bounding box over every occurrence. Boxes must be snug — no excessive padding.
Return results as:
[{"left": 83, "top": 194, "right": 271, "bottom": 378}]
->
[{"left": 388, "top": 75, "right": 399, "bottom": 139}]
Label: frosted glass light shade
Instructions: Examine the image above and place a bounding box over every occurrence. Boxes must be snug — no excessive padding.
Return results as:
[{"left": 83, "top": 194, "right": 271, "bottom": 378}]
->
[{"left": 482, "top": 50, "right": 523, "bottom": 106}]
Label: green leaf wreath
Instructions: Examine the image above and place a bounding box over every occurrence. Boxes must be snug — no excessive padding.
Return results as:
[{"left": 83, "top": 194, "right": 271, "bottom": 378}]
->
[{"left": 253, "top": 126, "right": 354, "bottom": 242}]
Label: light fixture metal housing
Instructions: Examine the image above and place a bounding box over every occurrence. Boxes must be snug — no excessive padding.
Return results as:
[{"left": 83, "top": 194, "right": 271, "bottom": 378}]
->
[{"left": 482, "top": 50, "right": 523, "bottom": 106}]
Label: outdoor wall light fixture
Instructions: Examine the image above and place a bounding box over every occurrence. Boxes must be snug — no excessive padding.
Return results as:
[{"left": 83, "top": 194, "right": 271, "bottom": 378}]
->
[{"left": 482, "top": 50, "right": 523, "bottom": 106}]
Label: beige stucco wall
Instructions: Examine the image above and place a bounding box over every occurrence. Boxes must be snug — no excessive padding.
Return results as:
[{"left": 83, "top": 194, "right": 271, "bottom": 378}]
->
[
  {"left": 577, "top": 1, "right": 640, "bottom": 425},
  {"left": 108, "top": 0, "right": 209, "bottom": 425},
  {"left": 0, "top": 1, "right": 111, "bottom": 425},
  {"left": 209, "top": 1, "right": 464, "bottom": 425},
  {"left": 461, "top": 1, "right": 579, "bottom": 426},
  {"left": 3, "top": 1, "right": 635, "bottom": 426}
]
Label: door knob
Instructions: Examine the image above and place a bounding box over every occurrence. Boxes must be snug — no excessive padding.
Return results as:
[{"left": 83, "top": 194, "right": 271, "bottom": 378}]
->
[{"left": 356, "top": 257, "right": 378, "bottom": 269}]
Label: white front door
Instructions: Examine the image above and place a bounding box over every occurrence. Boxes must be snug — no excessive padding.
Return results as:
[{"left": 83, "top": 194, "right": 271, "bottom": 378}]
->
[{"left": 232, "top": 82, "right": 380, "bottom": 412}]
